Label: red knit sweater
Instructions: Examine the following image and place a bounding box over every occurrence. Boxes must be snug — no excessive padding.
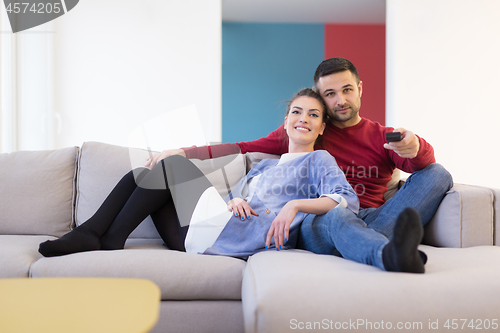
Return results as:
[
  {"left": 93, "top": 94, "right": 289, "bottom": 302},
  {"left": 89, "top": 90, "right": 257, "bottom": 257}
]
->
[{"left": 183, "top": 118, "right": 435, "bottom": 208}]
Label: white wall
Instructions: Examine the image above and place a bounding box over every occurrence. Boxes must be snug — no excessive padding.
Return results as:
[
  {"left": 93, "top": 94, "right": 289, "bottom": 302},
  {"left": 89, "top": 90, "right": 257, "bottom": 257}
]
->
[
  {"left": 386, "top": 0, "right": 500, "bottom": 189},
  {"left": 51, "top": 0, "right": 222, "bottom": 150}
]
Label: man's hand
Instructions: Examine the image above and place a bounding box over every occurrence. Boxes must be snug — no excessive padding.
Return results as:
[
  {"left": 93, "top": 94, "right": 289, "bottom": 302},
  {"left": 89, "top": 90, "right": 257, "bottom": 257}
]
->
[
  {"left": 383, "top": 128, "right": 420, "bottom": 159},
  {"left": 227, "top": 198, "right": 259, "bottom": 220},
  {"left": 265, "top": 201, "right": 299, "bottom": 251},
  {"left": 145, "top": 149, "right": 186, "bottom": 169}
]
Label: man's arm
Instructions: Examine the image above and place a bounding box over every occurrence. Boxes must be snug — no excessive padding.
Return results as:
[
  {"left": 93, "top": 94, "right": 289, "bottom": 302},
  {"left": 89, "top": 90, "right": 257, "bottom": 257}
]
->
[
  {"left": 146, "top": 126, "right": 289, "bottom": 169},
  {"left": 182, "top": 125, "right": 289, "bottom": 160},
  {"left": 384, "top": 128, "right": 436, "bottom": 173},
  {"left": 145, "top": 148, "right": 186, "bottom": 169}
]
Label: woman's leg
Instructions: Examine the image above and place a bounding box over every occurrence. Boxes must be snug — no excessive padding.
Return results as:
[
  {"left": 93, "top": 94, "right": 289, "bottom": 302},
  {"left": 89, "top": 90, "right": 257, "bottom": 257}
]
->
[
  {"left": 147, "top": 155, "right": 213, "bottom": 251},
  {"left": 149, "top": 200, "right": 187, "bottom": 251},
  {"left": 100, "top": 155, "right": 213, "bottom": 250},
  {"left": 39, "top": 155, "right": 214, "bottom": 256},
  {"left": 148, "top": 155, "right": 215, "bottom": 251},
  {"left": 38, "top": 168, "right": 150, "bottom": 257}
]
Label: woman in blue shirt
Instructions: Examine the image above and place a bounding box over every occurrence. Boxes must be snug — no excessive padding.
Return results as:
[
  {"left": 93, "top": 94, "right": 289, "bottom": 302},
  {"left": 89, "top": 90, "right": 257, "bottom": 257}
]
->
[
  {"left": 39, "top": 88, "right": 357, "bottom": 258},
  {"left": 39, "top": 88, "right": 424, "bottom": 273},
  {"left": 189, "top": 90, "right": 360, "bottom": 257}
]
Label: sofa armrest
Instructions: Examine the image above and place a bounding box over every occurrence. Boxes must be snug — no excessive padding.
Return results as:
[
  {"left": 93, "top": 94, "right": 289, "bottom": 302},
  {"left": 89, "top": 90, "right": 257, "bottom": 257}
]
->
[
  {"left": 493, "top": 187, "right": 500, "bottom": 246},
  {"left": 423, "top": 184, "right": 498, "bottom": 248}
]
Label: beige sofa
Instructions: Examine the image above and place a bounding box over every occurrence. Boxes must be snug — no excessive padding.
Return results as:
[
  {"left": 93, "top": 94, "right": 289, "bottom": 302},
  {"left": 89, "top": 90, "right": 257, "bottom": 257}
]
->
[{"left": 1, "top": 141, "right": 499, "bottom": 333}]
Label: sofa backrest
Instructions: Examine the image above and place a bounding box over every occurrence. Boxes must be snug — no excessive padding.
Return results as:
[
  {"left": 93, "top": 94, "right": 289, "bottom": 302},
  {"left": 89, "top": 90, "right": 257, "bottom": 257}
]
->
[
  {"left": 0, "top": 147, "right": 78, "bottom": 237},
  {"left": 245, "top": 152, "right": 280, "bottom": 173},
  {"left": 75, "top": 142, "right": 247, "bottom": 239},
  {"left": 0, "top": 142, "right": 406, "bottom": 240}
]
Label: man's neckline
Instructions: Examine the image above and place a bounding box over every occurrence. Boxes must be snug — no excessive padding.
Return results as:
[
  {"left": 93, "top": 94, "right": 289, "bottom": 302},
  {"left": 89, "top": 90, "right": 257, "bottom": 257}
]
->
[{"left": 328, "top": 117, "right": 365, "bottom": 131}]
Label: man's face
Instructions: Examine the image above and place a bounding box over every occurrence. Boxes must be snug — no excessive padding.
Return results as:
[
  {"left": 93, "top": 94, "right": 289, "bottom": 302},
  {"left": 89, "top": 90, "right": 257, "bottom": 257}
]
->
[{"left": 316, "top": 70, "right": 363, "bottom": 128}]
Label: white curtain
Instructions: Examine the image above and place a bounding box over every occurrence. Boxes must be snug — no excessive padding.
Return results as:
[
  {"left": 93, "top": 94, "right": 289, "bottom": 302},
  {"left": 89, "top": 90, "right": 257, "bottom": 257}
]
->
[{"left": 0, "top": 5, "right": 17, "bottom": 153}]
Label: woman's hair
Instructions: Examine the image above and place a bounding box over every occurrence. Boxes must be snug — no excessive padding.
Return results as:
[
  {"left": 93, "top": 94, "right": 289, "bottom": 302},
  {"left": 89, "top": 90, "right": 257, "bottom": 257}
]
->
[
  {"left": 283, "top": 88, "right": 328, "bottom": 148},
  {"left": 285, "top": 88, "right": 327, "bottom": 122}
]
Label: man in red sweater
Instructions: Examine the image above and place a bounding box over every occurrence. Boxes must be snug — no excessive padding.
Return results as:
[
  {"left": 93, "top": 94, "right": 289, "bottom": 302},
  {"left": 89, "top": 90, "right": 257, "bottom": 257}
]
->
[{"left": 147, "top": 58, "right": 453, "bottom": 273}]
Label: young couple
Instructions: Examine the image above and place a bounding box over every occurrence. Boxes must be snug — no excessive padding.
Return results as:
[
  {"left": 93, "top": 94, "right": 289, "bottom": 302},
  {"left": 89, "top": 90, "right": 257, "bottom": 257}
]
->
[{"left": 39, "top": 58, "right": 453, "bottom": 273}]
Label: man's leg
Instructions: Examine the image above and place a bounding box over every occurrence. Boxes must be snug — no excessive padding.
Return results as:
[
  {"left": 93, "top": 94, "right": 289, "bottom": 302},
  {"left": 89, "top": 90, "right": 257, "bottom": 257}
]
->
[
  {"left": 298, "top": 207, "right": 388, "bottom": 269},
  {"left": 362, "top": 163, "right": 453, "bottom": 239},
  {"left": 298, "top": 206, "right": 425, "bottom": 272}
]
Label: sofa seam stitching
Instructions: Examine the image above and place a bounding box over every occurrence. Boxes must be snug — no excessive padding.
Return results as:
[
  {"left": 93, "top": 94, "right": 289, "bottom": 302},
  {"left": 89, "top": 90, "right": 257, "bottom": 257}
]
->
[
  {"left": 73, "top": 142, "right": 85, "bottom": 230},
  {"left": 489, "top": 189, "right": 495, "bottom": 246},
  {"left": 459, "top": 190, "right": 463, "bottom": 248},
  {"left": 71, "top": 146, "right": 80, "bottom": 231},
  {"left": 245, "top": 256, "right": 259, "bottom": 333}
]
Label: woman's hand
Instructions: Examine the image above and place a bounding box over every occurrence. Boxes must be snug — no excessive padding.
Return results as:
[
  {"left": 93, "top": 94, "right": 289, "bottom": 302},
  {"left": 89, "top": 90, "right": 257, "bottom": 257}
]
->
[
  {"left": 265, "top": 200, "right": 299, "bottom": 251},
  {"left": 145, "top": 149, "right": 186, "bottom": 169},
  {"left": 227, "top": 198, "right": 259, "bottom": 221}
]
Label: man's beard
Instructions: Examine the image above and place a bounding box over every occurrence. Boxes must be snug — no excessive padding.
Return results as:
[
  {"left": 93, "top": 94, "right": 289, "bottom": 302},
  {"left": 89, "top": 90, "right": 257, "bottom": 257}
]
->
[{"left": 330, "top": 104, "right": 360, "bottom": 123}]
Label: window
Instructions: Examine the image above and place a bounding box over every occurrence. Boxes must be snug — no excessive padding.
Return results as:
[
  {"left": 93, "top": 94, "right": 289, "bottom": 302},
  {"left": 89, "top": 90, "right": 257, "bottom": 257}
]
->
[{"left": 0, "top": 6, "right": 17, "bottom": 153}]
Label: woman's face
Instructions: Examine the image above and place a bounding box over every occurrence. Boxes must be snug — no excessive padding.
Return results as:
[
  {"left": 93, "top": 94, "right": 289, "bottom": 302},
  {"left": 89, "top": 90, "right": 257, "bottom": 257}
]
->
[{"left": 284, "top": 96, "right": 326, "bottom": 150}]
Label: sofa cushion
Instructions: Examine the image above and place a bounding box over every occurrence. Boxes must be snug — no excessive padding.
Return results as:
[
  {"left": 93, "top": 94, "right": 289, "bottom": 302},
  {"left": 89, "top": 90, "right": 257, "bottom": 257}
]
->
[
  {"left": 29, "top": 245, "right": 246, "bottom": 301},
  {"left": 75, "top": 141, "right": 246, "bottom": 239},
  {"left": 384, "top": 168, "right": 401, "bottom": 200},
  {"left": 245, "top": 152, "right": 280, "bottom": 173},
  {"left": 0, "top": 235, "right": 56, "bottom": 278},
  {"left": 154, "top": 301, "right": 244, "bottom": 333},
  {"left": 424, "top": 184, "right": 495, "bottom": 247},
  {"left": 0, "top": 147, "right": 78, "bottom": 237},
  {"left": 75, "top": 142, "right": 160, "bottom": 238},
  {"left": 242, "top": 246, "right": 500, "bottom": 333}
]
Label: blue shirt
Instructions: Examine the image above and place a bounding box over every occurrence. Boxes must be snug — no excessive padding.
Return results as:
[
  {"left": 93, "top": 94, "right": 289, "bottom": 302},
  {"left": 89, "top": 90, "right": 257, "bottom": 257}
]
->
[{"left": 203, "top": 150, "right": 359, "bottom": 259}]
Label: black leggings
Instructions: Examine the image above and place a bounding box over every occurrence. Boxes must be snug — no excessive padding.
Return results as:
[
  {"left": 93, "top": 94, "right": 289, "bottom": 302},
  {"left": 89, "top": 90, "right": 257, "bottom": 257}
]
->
[
  {"left": 93, "top": 155, "right": 213, "bottom": 251},
  {"left": 38, "top": 155, "right": 213, "bottom": 257}
]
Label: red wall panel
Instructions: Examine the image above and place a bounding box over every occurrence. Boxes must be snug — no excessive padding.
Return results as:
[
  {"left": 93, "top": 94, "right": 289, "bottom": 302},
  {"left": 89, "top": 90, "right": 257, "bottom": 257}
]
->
[{"left": 324, "top": 24, "right": 386, "bottom": 125}]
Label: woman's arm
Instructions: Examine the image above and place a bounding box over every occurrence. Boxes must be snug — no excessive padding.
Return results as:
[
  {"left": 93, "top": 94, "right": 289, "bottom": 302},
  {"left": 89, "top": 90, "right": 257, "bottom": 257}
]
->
[
  {"left": 265, "top": 197, "right": 339, "bottom": 250},
  {"left": 227, "top": 197, "right": 259, "bottom": 221}
]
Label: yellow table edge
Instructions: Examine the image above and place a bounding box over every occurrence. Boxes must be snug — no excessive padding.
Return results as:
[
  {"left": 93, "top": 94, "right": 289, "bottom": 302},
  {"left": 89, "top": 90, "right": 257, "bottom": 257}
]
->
[{"left": 0, "top": 277, "right": 161, "bottom": 333}]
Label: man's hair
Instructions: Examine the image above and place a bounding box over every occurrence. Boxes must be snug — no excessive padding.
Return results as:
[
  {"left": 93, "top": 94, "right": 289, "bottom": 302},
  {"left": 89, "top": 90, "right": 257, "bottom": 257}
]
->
[{"left": 313, "top": 57, "right": 360, "bottom": 88}]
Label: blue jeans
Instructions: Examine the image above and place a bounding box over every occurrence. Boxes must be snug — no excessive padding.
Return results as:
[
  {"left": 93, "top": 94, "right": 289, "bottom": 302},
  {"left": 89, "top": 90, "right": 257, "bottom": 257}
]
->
[{"left": 297, "top": 163, "right": 454, "bottom": 270}]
